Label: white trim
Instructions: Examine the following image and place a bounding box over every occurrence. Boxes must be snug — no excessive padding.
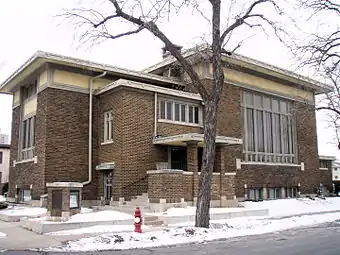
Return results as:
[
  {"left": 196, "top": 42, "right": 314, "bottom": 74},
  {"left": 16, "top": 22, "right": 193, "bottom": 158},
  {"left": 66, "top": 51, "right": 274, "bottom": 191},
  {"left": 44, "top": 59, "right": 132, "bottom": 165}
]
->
[
  {"left": 14, "top": 156, "right": 37, "bottom": 166},
  {"left": 101, "top": 140, "right": 113, "bottom": 146},
  {"left": 46, "top": 182, "right": 83, "bottom": 188},
  {"left": 97, "top": 79, "right": 202, "bottom": 101},
  {"left": 241, "top": 161, "right": 301, "bottom": 167},
  {"left": 319, "top": 155, "right": 337, "bottom": 161},
  {"left": 183, "top": 171, "right": 194, "bottom": 175},
  {"left": 225, "top": 172, "right": 237, "bottom": 176},
  {"left": 213, "top": 173, "right": 221, "bottom": 175},
  {"left": 153, "top": 133, "right": 242, "bottom": 145},
  {"left": 158, "top": 119, "right": 203, "bottom": 128},
  {"left": 319, "top": 168, "right": 329, "bottom": 171},
  {"left": 147, "top": 169, "right": 183, "bottom": 174}
]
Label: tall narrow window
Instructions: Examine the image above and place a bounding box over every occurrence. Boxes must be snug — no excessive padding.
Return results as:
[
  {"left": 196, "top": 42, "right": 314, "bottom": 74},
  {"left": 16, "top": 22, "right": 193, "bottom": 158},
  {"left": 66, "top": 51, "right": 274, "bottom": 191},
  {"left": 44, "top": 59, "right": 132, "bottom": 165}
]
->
[
  {"left": 104, "top": 111, "right": 113, "bottom": 142},
  {"left": 180, "top": 104, "right": 186, "bottom": 122},
  {"left": 174, "top": 103, "right": 180, "bottom": 121},
  {"left": 20, "top": 116, "right": 36, "bottom": 160},
  {"left": 166, "top": 102, "right": 173, "bottom": 120},
  {"left": 0, "top": 152, "right": 3, "bottom": 164},
  {"left": 188, "top": 106, "right": 194, "bottom": 123},
  {"left": 242, "top": 91, "right": 295, "bottom": 163}
]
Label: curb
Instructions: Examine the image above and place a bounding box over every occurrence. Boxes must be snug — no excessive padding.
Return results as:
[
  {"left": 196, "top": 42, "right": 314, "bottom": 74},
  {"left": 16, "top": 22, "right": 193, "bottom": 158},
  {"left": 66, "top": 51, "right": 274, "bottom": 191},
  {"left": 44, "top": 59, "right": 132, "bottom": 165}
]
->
[{"left": 267, "top": 210, "right": 340, "bottom": 220}]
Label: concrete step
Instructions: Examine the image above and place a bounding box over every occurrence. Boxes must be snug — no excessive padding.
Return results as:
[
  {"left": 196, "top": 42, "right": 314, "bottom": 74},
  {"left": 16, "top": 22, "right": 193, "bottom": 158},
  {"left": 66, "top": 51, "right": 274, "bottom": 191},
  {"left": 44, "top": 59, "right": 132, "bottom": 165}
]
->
[{"left": 143, "top": 220, "right": 163, "bottom": 226}]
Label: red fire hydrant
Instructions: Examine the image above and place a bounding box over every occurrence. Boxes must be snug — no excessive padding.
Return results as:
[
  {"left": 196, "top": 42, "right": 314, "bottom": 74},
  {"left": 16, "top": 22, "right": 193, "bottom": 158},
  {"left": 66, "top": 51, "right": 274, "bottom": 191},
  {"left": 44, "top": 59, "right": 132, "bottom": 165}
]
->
[{"left": 134, "top": 207, "right": 142, "bottom": 233}]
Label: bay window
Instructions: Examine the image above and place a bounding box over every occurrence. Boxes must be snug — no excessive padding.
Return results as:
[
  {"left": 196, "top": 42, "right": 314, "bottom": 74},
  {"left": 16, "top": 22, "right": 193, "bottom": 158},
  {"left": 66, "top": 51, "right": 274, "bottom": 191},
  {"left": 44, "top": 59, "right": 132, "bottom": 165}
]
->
[
  {"left": 159, "top": 99, "right": 202, "bottom": 125},
  {"left": 242, "top": 91, "right": 296, "bottom": 163}
]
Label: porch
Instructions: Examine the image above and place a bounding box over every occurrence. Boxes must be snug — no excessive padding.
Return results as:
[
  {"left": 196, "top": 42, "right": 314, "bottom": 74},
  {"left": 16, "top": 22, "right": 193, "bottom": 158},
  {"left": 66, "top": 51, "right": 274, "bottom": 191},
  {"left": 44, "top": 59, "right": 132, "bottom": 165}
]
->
[{"left": 148, "top": 133, "right": 242, "bottom": 206}]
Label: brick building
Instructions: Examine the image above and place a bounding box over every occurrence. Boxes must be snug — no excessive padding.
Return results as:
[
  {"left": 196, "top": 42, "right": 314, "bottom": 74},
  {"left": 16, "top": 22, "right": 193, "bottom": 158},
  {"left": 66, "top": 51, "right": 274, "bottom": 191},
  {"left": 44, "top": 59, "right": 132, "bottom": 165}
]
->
[{"left": 0, "top": 48, "right": 332, "bottom": 206}]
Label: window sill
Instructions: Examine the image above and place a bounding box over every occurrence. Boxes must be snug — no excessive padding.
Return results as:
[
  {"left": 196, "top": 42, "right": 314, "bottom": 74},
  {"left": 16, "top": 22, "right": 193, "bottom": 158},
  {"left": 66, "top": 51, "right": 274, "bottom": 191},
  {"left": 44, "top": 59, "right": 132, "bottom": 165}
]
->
[
  {"left": 241, "top": 161, "right": 301, "bottom": 167},
  {"left": 319, "top": 168, "right": 329, "bottom": 171},
  {"left": 14, "top": 156, "right": 37, "bottom": 166},
  {"left": 101, "top": 140, "right": 113, "bottom": 146},
  {"left": 158, "top": 119, "right": 203, "bottom": 128}
]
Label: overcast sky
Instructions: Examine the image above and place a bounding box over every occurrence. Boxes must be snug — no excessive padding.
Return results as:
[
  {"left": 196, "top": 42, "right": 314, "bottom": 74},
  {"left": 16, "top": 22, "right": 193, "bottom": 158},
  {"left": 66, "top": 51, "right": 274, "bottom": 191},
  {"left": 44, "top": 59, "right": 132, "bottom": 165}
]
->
[{"left": 0, "top": 0, "right": 338, "bottom": 158}]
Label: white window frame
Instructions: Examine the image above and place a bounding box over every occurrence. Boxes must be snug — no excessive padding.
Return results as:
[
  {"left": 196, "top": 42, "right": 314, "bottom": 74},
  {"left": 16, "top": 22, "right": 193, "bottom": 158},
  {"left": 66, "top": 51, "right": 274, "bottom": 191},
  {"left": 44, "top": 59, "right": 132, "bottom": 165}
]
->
[
  {"left": 20, "top": 115, "right": 36, "bottom": 161},
  {"left": 241, "top": 91, "right": 297, "bottom": 164},
  {"left": 103, "top": 111, "right": 113, "bottom": 143},
  {"left": 158, "top": 98, "right": 203, "bottom": 127}
]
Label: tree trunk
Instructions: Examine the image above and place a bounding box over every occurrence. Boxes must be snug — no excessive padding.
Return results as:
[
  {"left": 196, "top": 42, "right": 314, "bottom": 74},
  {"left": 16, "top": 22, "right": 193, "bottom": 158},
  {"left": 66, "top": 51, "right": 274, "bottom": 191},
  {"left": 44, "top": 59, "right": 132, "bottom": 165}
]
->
[{"left": 195, "top": 100, "right": 218, "bottom": 228}]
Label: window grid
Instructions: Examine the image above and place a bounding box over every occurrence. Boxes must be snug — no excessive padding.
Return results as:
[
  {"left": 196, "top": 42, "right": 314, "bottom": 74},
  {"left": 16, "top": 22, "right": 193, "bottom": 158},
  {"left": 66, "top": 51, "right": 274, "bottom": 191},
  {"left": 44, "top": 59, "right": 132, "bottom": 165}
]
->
[
  {"left": 242, "top": 91, "right": 296, "bottom": 164},
  {"left": 20, "top": 116, "right": 36, "bottom": 160},
  {"left": 159, "top": 99, "right": 202, "bottom": 125},
  {"left": 104, "top": 111, "right": 113, "bottom": 142}
]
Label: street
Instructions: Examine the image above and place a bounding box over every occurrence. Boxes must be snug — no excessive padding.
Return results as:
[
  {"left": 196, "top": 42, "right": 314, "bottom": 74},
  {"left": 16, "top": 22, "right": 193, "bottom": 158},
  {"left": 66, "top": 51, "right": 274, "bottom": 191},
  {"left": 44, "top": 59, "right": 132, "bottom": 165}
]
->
[{"left": 3, "top": 221, "right": 340, "bottom": 255}]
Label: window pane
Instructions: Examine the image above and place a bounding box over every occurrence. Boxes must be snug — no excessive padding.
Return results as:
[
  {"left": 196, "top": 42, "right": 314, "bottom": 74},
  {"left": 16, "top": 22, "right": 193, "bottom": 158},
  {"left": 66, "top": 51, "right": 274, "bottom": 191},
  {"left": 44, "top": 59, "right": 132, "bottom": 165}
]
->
[
  {"left": 0, "top": 152, "right": 3, "bottom": 164},
  {"left": 254, "top": 95, "right": 262, "bottom": 108},
  {"left": 160, "top": 101, "right": 166, "bottom": 119},
  {"left": 280, "top": 101, "right": 287, "bottom": 113},
  {"left": 256, "top": 110, "right": 264, "bottom": 152},
  {"left": 189, "top": 106, "right": 194, "bottom": 123},
  {"left": 265, "top": 112, "right": 273, "bottom": 153},
  {"left": 263, "top": 97, "right": 271, "bottom": 110},
  {"left": 22, "top": 120, "right": 27, "bottom": 149},
  {"left": 282, "top": 115, "right": 289, "bottom": 154},
  {"left": 166, "top": 102, "right": 173, "bottom": 120},
  {"left": 27, "top": 119, "right": 31, "bottom": 148},
  {"left": 194, "top": 107, "right": 199, "bottom": 124},
  {"left": 245, "top": 92, "right": 253, "bottom": 105},
  {"left": 269, "top": 188, "right": 275, "bottom": 199},
  {"left": 273, "top": 113, "right": 281, "bottom": 153},
  {"left": 174, "top": 103, "right": 180, "bottom": 121},
  {"left": 181, "top": 105, "right": 186, "bottom": 122},
  {"left": 246, "top": 108, "right": 255, "bottom": 151},
  {"left": 272, "top": 99, "right": 279, "bottom": 112},
  {"left": 31, "top": 117, "right": 36, "bottom": 147}
]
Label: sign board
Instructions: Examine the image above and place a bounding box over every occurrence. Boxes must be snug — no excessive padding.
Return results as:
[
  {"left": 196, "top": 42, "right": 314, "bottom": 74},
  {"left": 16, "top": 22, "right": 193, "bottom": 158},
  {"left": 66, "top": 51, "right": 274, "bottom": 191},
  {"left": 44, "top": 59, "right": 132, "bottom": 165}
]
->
[{"left": 70, "top": 191, "right": 79, "bottom": 209}]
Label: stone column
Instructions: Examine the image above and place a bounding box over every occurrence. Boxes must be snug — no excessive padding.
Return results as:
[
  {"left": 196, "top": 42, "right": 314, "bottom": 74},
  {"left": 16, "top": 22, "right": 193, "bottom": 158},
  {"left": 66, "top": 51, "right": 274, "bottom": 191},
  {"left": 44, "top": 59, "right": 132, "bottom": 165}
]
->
[
  {"left": 216, "top": 145, "right": 226, "bottom": 199},
  {"left": 187, "top": 142, "right": 198, "bottom": 201}
]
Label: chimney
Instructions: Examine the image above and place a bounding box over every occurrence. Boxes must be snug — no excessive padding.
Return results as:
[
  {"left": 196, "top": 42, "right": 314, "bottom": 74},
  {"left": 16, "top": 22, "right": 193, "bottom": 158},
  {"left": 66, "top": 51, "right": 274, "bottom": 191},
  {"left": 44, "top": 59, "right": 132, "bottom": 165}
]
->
[{"left": 162, "top": 45, "right": 182, "bottom": 59}]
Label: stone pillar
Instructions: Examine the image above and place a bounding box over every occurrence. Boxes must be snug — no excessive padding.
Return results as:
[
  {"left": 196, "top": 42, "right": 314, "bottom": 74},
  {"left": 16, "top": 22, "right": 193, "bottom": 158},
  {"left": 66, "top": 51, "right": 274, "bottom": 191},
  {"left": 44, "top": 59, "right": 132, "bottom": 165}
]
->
[
  {"left": 281, "top": 187, "right": 286, "bottom": 199},
  {"left": 187, "top": 142, "right": 198, "bottom": 199},
  {"left": 262, "top": 187, "right": 268, "bottom": 200},
  {"left": 216, "top": 145, "right": 226, "bottom": 199},
  {"left": 46, "top": 182, "right": 83, "bottom": 220}
]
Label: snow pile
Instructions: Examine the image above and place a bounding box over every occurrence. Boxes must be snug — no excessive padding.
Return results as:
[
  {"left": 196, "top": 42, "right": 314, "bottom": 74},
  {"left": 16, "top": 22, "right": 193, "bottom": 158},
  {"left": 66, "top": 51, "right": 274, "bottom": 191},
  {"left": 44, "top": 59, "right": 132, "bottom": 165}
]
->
[
  {"left": 47, "top": 225, "right": 150, "bottom": 236},
  {"left": 242, "top": 197, "right": 340, "bottom": 217},
  {"left": 152, "top": 206, "right": 248, "bottom": 216},
  {"left": 0, "top": 196, "right": 6, "bottom": 202},
  {"left": 47, "top": 211, "right": 340, "bottom": 252},
  {"left": 0, "top": 232, "right": 6, "bottom": 239},
  {"left": 67, "top": 210, "right": 133, "bottom": 223},
  {"left": 0, "top": 206, "right": 46, "bottom": 217}
]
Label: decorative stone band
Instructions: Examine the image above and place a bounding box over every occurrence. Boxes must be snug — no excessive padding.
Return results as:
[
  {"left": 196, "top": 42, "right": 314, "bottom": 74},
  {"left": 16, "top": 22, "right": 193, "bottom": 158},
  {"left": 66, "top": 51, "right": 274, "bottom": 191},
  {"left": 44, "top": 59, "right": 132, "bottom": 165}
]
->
[
  {"left": 46, "top": 182, "right": 83, "bottom": 188},
  {"left": 236, "top": 158, "right": 305, "bottom": 171},
  {"left": 147, "top": 170, "right": 237, "bottom": 176}
]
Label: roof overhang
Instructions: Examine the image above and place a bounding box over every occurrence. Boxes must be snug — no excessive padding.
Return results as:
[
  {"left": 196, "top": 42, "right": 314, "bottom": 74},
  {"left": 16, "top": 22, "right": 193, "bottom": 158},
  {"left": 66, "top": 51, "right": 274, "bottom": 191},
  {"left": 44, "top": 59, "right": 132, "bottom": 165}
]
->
[
  {"left": 143, "top": 45, "right": 333, "bottom": 95},
  {"left": 319, "top": 155, "right": 337, "bottom": 161},
  {"left": 95, "top": 162, "right": 115, "bottom": 171},
  {"left": 153, "top": 133, "right": 242, "bottom": 147},
  {"left": 0, "top": 51, "right": 184, "bottom": 94}
]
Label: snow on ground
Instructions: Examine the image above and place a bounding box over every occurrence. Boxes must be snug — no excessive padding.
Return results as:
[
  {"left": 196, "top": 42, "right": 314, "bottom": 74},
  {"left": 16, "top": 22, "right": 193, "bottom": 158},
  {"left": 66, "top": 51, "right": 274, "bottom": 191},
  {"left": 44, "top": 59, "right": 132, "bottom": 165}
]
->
[
  {"left": 151, "top": 197, "right": 340, "bottom": 218},
  {"left": 0, "top": 196, "right": 6, "bottom": 202},
  {"left": 67, "top": 210, "right": 133, "bottom": 223},
  {"left": 0, "top": 206, "right": 46, "bottom": 216},
  {"left": 47, "top": 211, "right": 340, "bottom": 252},
  {"left": 46, "top": 225, "right": 150, "bottom": 236},
  {"left": 242, "top": 197, "right": 340, "bottom": 217},
  {"left": 0, "top": 232, "right": 6, "bottom": 239}
]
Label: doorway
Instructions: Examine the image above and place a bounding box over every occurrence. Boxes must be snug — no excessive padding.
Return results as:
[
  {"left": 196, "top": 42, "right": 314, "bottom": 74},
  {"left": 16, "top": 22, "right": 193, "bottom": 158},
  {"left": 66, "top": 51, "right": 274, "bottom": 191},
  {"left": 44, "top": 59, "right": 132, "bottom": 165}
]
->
[
  {"left": 169, "top": 146, "right": 187, "bottom": 170},
  {"left": 103, "top": 171, "right": 113, "bottom": 204}
]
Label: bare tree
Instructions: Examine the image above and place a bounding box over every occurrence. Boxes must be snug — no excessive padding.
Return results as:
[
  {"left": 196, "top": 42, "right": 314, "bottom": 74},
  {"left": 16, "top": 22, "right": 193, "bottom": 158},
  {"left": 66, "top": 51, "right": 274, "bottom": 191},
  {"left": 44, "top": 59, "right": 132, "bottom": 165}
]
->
[
  {"left": 297, "top": 0, "right": 340, "bottom": 147},
  {"left": 62, "top": 0, "right": 286, "bottom": 228}
]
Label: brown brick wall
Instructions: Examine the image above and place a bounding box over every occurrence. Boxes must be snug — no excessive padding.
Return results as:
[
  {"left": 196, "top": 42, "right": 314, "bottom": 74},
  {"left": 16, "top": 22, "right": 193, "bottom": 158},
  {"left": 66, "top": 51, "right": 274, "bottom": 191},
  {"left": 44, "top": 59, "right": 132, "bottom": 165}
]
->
[
  {"left": 148, "top": 172, "right": 235, "bottom": 202},
  {"left": 43, "top": 88, "right": 98, "bottom": 200},
  {"left": 8, "top": 104, "right": 45, "bottom": 200},
  {"left": 157, "top": 122, "right": 202, "bottom": 137}
]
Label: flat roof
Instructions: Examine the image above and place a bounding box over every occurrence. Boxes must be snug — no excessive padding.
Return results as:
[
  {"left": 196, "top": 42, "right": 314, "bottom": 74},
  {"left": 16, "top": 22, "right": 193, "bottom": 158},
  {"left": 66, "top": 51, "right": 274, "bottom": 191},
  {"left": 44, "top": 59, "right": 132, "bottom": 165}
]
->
[
  {"left": 0, "top": 51, "right": 184, "bottom": 93},
  {"left": 319, "top": 155, "right": 337, "bottom": 161},
  {"left": 143, "top": 45, "right": 333, "bottom": 95},
  {"left": 0, "top": 144, "right": 10, "bottom": 149}
]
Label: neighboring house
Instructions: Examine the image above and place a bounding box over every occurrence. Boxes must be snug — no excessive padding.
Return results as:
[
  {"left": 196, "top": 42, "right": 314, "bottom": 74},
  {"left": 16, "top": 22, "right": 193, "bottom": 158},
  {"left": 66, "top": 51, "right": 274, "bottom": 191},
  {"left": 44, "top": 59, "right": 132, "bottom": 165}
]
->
[
  {"left": 0, "top": 144, "right": 10, "bottom": 186},
  {"left": 0, "top": 48, "right": 332, "bottom": 205},
  {"left": 318, "top": 155, "right": 337, "bottom": 193},
  {"left": 0, "top": 130, "right": 9, "bottom": 145}
]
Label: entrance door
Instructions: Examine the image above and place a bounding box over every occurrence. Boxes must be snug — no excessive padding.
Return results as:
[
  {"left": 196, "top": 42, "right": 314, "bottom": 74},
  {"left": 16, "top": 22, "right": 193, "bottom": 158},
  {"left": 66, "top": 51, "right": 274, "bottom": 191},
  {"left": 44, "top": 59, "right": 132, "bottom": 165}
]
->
[
  {"left": 170, "top": 146, "right": 187, "bottom": 170},
  {"left": 103, "top": 172, "right": 113, "bottom": 204}
]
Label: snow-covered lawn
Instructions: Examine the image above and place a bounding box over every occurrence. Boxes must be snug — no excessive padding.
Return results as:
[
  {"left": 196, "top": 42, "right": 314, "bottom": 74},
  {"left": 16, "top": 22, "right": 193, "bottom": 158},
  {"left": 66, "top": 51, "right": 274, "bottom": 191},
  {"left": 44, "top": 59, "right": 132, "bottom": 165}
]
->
[
  {"left": 46, "top": 225, "right": 150, "bottom": 236},
  {"left": 151, "top": 197, "right": 340, "bottom": 218},
  {"left": 67, "top": 210, "right": 133, "bottom": 223},
  {"left": 242, "top": 197, "right": 340, "bottom": 217},
  {"left": 47, "top": 211, "right": 340, "bottom": 252},
  {"left": 0, "top": 206, "right": 46, "bottom": 217}
]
